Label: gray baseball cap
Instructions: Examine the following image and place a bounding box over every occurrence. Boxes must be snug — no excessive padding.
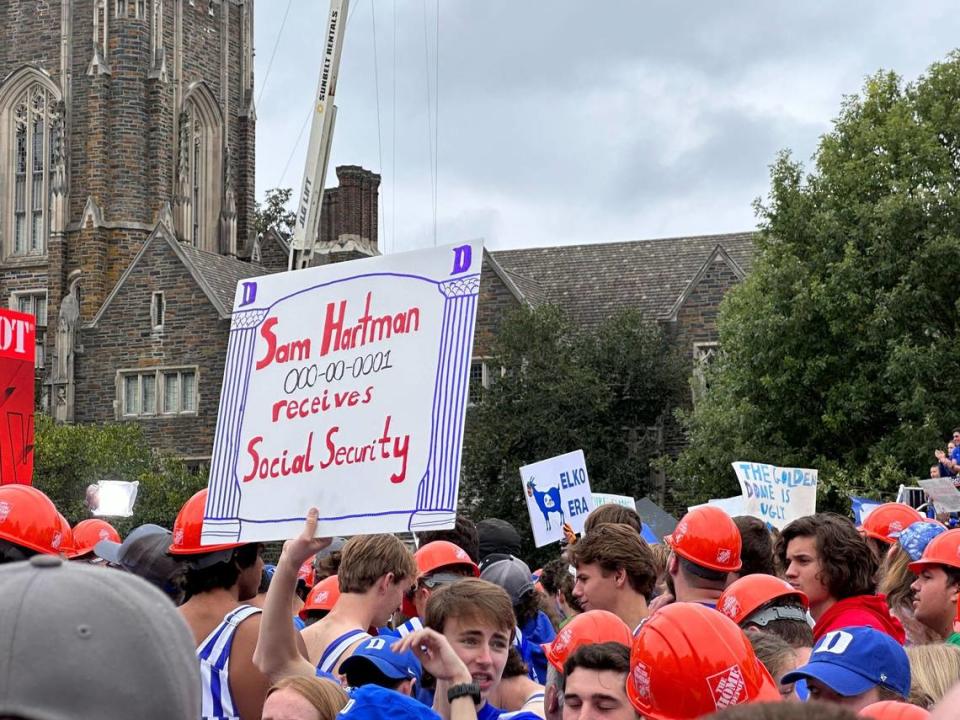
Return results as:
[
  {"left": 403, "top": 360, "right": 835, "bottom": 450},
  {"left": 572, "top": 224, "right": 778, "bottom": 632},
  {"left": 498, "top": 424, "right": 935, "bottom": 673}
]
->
[
  {"left": 0, "top": 555, "right": 200, "bottom": 720},
  {"left": 480, "top": 555, "right": 536, "bottom": 605}
]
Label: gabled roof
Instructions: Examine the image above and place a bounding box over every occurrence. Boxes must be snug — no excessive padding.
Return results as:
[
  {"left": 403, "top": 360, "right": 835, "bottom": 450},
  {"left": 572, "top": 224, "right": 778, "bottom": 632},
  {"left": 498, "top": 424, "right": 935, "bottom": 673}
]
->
[
  {"left": 89, "top": 223, "right": 265, "bottom": 326},
  {"left": 490, "top": 231, "right": 755, "bottom": 327}
]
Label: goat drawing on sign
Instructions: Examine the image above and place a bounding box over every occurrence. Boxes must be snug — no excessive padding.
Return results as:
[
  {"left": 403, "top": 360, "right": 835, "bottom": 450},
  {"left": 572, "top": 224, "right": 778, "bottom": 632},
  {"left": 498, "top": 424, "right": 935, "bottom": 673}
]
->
[{"left": 527, "top": 478, "right": 564, "bottom": 532}]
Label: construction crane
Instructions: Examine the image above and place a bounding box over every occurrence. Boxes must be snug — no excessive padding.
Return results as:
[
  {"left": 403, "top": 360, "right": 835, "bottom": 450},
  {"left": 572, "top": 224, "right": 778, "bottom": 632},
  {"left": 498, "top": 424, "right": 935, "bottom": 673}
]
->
[{"left": 288, "top": 0, "right": 350, "bottom": 271}]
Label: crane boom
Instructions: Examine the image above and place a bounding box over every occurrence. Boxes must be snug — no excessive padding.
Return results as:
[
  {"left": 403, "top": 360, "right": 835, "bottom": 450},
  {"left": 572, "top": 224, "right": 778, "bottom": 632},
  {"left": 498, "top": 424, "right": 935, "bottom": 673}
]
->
[{"left": 288, "top": 0, "right": 350, "bottom": 271}]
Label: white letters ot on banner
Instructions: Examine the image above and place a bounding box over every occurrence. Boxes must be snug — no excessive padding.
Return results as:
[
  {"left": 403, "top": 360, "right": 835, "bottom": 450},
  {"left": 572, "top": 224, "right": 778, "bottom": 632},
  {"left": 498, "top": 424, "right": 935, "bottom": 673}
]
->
[
  {"left": 201, "top": 242, "right": 482, "bottom": 544},
  {"left": 733, "top": 461, "right": 818, "bottom": 529},
  {"left": 520, "top": 450, "right": 592, "bottom": 547}
]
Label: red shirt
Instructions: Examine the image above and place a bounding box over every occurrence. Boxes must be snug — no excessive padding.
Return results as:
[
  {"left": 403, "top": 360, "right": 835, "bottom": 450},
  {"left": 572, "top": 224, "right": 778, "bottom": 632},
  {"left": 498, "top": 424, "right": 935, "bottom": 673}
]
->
[{"left": 813, "top": 594, "right": 905, "bottom": 644}]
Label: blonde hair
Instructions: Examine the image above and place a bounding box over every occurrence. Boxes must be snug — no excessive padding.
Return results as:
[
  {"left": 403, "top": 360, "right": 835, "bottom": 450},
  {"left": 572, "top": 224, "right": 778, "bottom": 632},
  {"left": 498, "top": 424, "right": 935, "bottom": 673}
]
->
[
  {"left": 267, "top": 676, "right": 348, "bottom": 720},
  {"left": 878, "top": 544, "right": 915, "bottom": 611},
  {"left": 338, "top": 534, "right": 417, "bottom": 594},
  {"left": 906, "top": 644, "right": 960, "bottom": 709}
]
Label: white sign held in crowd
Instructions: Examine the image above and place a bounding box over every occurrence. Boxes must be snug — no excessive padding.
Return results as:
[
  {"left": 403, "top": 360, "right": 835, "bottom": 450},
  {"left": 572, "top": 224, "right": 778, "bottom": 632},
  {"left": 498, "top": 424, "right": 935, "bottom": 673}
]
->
[
  {"left": 520, "top": 450, "right": 593, "bottom": 547},
  {"left": 732, "top": 461, "right": 818, "bottom": 529},
  {"left": 688, "top": 495, "right": 748, "bottom": 517},
  {"left": 919, "top": 478, "right": 960, "bottom": 513},
  {"left": 201, "top": 241, "right": 482, "bottom": 544},
  {"left": 592, "top": 492, "right": 636, "bottom": 510},
  {"left": 89, "top": 480, "right": 139, "bottom": 517}
]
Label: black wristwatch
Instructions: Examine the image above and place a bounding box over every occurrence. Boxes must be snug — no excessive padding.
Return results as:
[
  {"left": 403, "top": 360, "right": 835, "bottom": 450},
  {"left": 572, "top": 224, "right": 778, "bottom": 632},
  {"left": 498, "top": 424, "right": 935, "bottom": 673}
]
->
[{"left": 447, "top": 682, "right": 481, "bottom": 706}]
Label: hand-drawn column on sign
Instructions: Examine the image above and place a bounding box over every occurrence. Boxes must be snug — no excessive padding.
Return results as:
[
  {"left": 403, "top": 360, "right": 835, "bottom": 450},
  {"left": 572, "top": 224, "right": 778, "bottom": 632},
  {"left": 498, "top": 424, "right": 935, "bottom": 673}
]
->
[{"left": 202, "top": 242, "right": 482, "bottom": 544}]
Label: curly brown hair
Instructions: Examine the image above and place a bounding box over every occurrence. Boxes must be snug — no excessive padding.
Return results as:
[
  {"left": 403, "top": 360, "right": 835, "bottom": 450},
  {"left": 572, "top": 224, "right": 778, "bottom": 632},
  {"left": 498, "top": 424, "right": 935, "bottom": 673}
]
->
[{"left": 775, "top": 513, "right": 877, "bottom": 599}]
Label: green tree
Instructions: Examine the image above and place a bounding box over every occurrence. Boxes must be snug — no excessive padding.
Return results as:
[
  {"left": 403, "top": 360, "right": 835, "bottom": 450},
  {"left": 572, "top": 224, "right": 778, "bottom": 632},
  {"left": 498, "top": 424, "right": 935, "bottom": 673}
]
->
[
  {"left": 461, "top": 305, "right": 683, "bottom": 562},
  {"left": 253, "top": 187, "right": 296, "bottom": 238},
  {"left": 669, "top": 52, "right": 960, "bottom": 509},
  {"left": 33, "top": 414, "right": 205, "bottom": 532}
]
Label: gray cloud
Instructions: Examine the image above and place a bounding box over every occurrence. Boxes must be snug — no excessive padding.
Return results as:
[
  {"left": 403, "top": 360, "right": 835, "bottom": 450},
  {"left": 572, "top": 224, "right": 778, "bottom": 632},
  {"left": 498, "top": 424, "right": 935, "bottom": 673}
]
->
[{"left": 254, "top": 1, "right": 959, "bottom": 253}]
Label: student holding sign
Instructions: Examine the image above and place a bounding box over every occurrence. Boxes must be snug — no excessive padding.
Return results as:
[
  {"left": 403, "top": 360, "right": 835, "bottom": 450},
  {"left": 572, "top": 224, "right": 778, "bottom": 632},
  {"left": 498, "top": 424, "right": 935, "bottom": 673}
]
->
[
  {"left": 254, "top": 512, "right": 417, "bottom": 682},
  {"left": 777, "top": 513, "right": 905, "bottom": 643}
]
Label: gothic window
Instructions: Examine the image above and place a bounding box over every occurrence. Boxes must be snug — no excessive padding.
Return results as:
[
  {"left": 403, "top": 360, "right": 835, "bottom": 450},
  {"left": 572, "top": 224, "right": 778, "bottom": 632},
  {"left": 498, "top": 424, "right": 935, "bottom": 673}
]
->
[
  {"left": 118, "top": 367, "right": 197, "bottom": 418},
  {"left": 10, "top": 290, "right": 47, "bottom": 368},
  {"left": 7, "top": 85, "right": 56, "bottom": 258},
  {"left": 114, "top": 0, "right": 145, "bottom": 18},
  {"left": 692, "top": 342, "right": 720, "bottom": 406},
  {"left": 179, "top": 85, "right": 223, "bottom": 253}
]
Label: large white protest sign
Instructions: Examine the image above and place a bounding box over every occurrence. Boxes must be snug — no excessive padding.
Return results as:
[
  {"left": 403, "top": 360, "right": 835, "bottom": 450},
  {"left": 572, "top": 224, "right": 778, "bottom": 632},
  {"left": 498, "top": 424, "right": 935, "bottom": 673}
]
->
[
  {"left": 732, "top": 461, "right": 818, "bottom": 529},
  {"left": 919, "top": 478, "right": 960, "bottom": 513},
  {"left": 592, "top": 492, "right": 636, "bottom": 510},
  {"left": 521, "top": 450, "right": 592, "bottom": 547},
  {"left": 201, "top": 242, "right": 482, "bottom": 544}
]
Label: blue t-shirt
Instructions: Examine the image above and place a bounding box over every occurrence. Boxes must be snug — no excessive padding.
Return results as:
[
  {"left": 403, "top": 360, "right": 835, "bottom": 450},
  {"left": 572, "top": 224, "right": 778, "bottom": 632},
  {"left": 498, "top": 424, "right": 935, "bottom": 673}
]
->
[
  {"left": 477, "top": 703, "right": 541, "bottom": 720},
  {"left": 518, "top": 611, "right": 555, "bottom": 683}
]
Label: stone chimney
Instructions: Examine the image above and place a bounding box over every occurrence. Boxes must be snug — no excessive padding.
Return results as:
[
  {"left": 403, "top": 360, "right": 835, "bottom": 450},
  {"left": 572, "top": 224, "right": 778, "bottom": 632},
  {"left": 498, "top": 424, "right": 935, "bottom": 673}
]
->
[{"left": 314, "top": 165, "right": 381, "bottom": 263}]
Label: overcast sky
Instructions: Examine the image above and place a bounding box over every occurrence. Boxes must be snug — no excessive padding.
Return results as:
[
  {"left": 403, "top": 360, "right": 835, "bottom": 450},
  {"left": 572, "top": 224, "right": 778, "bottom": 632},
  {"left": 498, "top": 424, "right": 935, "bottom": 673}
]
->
[{"left": 253, "top": 2, "right": 958, "bottom": 254}]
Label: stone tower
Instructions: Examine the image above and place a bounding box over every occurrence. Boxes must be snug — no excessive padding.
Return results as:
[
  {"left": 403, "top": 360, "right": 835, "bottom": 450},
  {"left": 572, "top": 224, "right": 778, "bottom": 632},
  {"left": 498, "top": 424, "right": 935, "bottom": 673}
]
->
[{"left": 0, "top": 0, "right": 255, "bottom": 416}]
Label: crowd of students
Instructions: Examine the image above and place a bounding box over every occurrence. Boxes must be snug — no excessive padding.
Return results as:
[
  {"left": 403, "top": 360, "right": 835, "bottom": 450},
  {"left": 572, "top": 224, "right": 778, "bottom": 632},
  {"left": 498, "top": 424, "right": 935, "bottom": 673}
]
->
[{"left": 5, "top": 481, "right": 960, "bottom": 720}]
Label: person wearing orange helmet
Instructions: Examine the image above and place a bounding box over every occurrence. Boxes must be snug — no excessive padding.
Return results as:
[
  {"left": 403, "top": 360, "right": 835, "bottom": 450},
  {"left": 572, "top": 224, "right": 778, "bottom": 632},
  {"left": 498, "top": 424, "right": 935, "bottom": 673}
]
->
[
  {"left": 404, "top": 540, "right": 480, "bottom": 626},
  {"left": 861, "top": 503, "right": 924, "bottom": 563},
  {"left": 718, "top": 573, "right": 814, "bottom": 651},
  {"left": 539, "top": 610, "right": 632, "bottom": 720},
  {"left": 562, "top": 642, "right": 635, "bottom": 720},
  {"left": 628, "top": 602, "right": 780, "bottom": 719},
  {"left": 0, "top": 484, "right": 65, "bottom": 562},
  {"left": 908, "top": 528, "right": 960, "bottom": 641},
  {"left": 777, "top": 513, "right": 905, "bottom": 643},
  {"left": 169, "top": 488, "right": 270, "bottom": 720},
  {"left": 570, "top": 523, "right": 657, "bottom": 633},
  {"left": 860, "top": 701, "right": 931, "bottom": 720},
  {"left": 300, "top": 574, "right": 341, "bottom": 624},
  {"left": 68, "top": 518, "right": 120, "bottom": 561},
  {"left": 664, "top": 505, "right": 743, "bottom": 608}
]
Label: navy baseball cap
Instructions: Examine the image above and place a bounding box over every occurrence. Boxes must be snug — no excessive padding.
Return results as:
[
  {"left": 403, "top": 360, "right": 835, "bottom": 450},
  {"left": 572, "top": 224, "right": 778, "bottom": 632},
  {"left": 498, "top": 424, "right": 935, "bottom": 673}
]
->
[
  {"left": 338, "top": 684, "right": 439, "bottom": 720},
  {"left": 781, "top": 626, "right": 910, "bottom": 697},
  {"left": 340, "top": 637, "right": 422, "bottom": 686}
]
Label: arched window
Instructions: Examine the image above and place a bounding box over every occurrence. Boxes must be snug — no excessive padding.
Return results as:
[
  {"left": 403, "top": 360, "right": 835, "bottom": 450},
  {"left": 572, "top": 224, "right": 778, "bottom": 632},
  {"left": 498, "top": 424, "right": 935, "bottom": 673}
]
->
[
  {"left": 178, "top": 83, "right": 223, "bottom": 253},
  {"left": 0, "top": 69, "right": 61, "bottom": 260}
]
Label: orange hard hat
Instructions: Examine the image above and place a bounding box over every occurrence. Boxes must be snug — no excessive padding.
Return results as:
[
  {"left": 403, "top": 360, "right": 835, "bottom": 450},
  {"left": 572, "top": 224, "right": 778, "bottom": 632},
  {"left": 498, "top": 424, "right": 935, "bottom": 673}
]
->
[
  {"left": 665, "top": 506, "right": 742, "bottom": 573},
  {"left": 300, "top": 574, "right": 341, "bottom": 620},
  {"left": 628, "top": 602, "right": 780, "bottom": 719},
  {"left": 0, "top": 485, "right": 63, "bottom": 556},
  {"left": 55, "top": 513, "right": 74, "bottom": 557},
  {"left": 718, "top": 573, "right": 809, "bottom": 625},
  {"left": 297, "top": 559, "right": 316, "bottom": 588},
  {"left": 859, "top": 701, "right": 931, "bottom": 720},
  {"left": 69, "top": 518, "right": 120, "bottom": 558},
  {"left": 861, "top": 503, "right": 924, "bottom": 544},
  {"left": 414, "top": 540, "right": 480, "bottom": 578},
  {"left": 542, "top": 610, "right": 632, "bottom": 672},
  {"left": 908, "top": 528, "right": 960, "bottom": 574},
  {"left": 168, "top": 489, "right": 245, "bottom": 555}
]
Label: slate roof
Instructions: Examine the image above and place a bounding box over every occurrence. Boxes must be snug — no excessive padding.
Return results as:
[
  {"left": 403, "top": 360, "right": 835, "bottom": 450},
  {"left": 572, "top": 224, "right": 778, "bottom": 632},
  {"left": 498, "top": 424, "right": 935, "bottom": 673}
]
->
[
  {"left": 89, "top": 223, "right": 267, "bottom": 326},
  {"left": 490, "top": 231, "right": 755, "bottom": 327}
]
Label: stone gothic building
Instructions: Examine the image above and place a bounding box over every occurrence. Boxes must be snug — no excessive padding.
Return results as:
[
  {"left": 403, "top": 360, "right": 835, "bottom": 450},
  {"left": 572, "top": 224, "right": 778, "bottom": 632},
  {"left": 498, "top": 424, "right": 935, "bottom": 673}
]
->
[
  {"left": 0, "top": 0, "right": 383, "bottom": 464},
  {"left": 0, "top": 1, "right": 753, "bottom": 482}
]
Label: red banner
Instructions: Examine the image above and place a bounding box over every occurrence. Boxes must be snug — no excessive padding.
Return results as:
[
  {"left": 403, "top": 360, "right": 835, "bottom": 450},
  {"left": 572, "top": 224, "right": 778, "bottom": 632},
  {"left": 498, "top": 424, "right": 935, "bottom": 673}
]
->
[{"left": 0, "top": 309, "right": 35, "bottom": 484}]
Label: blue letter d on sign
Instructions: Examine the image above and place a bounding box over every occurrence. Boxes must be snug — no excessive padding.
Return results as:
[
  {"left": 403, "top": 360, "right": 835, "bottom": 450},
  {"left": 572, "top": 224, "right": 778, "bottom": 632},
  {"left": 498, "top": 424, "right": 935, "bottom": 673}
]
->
[
  {"left": 451, "top": 245, "right": 472, "bottom": 275},
  {"left": 239, "top": 282, "right": 257, "bottom": 307}
]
